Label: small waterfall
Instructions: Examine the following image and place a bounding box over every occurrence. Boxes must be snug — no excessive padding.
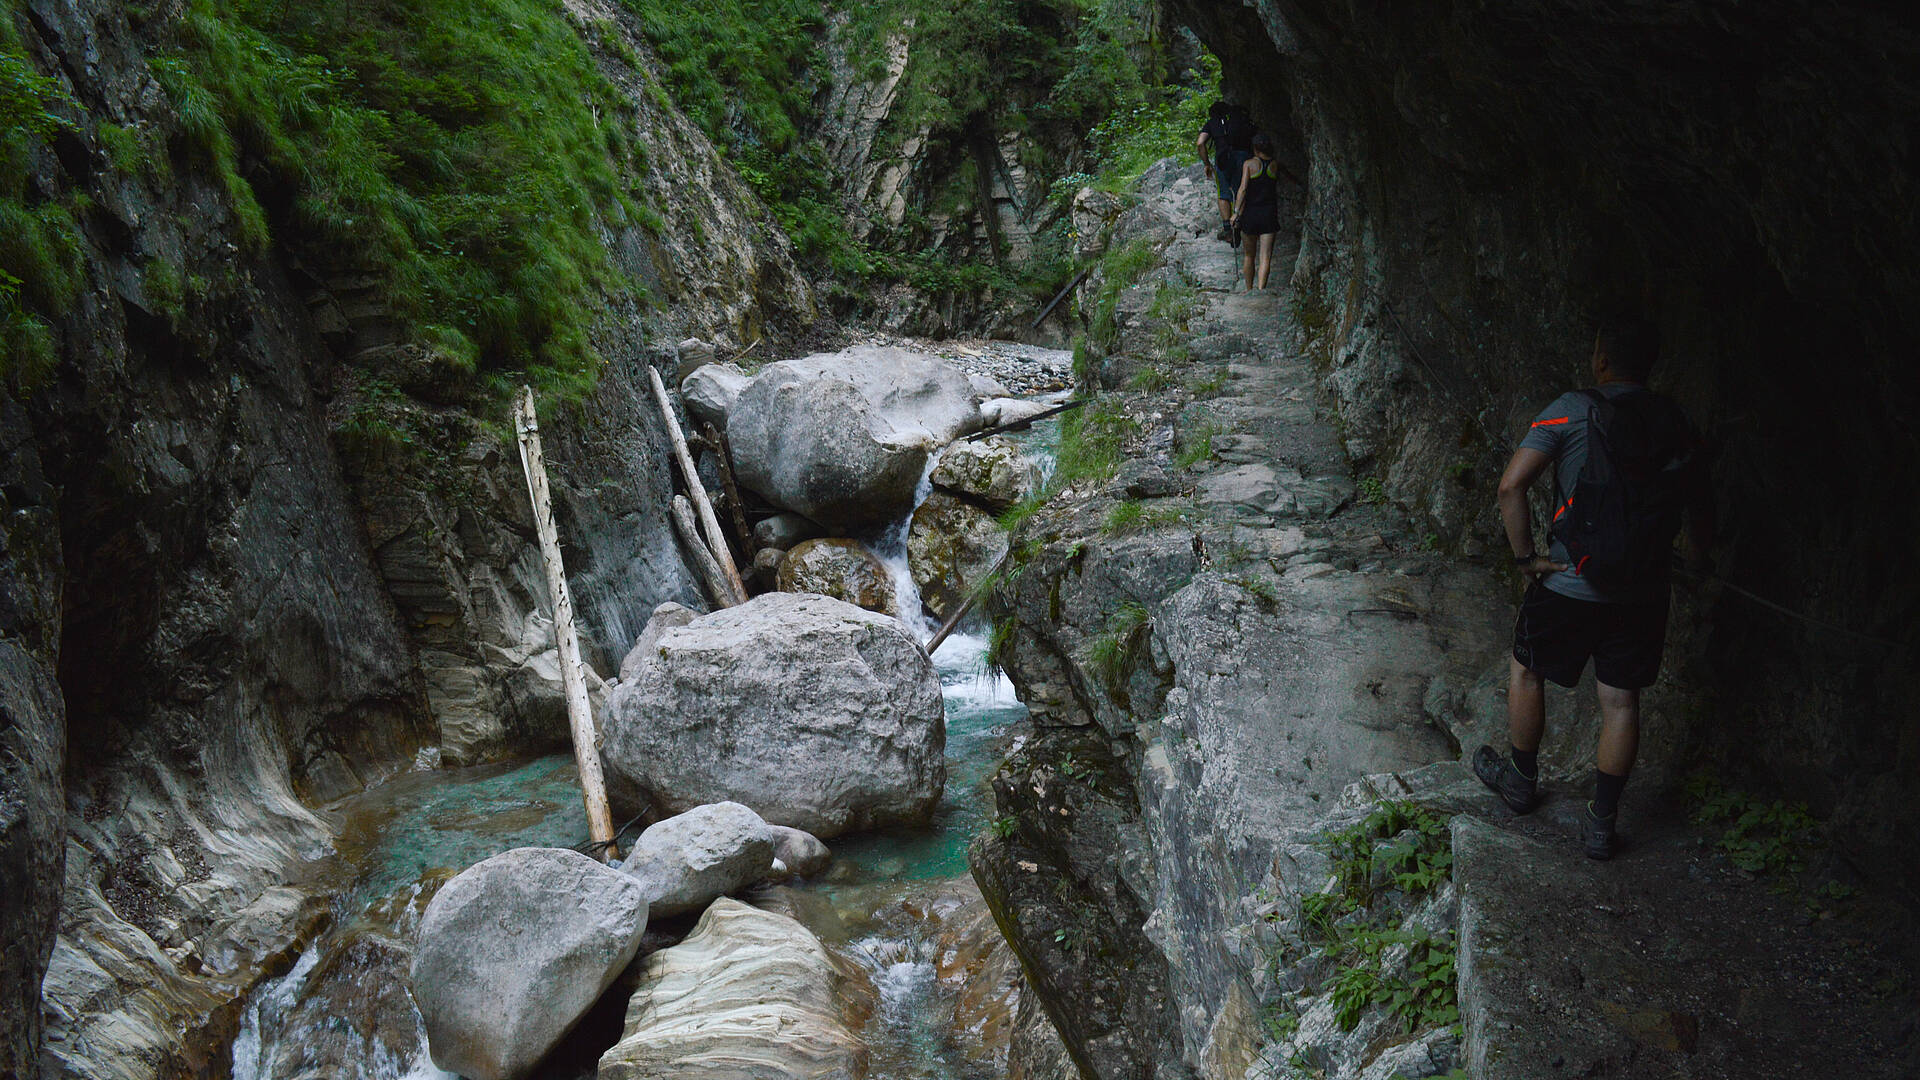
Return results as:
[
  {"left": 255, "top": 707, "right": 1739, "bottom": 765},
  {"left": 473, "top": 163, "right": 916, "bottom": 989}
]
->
[{"left": 869, "top": 449, "right": 944, "bottom": 641}]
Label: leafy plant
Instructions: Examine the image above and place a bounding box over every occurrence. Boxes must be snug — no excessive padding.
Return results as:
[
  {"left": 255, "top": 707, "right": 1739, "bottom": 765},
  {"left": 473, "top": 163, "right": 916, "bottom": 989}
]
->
[
  {"left": 1684, "top": 772, "right": 1819, "bottom": 875},
  {"left": 1358, "top": 477, "right": 1387, "bottom": 505},
  {"left": 990, "top": 815, "right": 1018, "bottom": 839},
  {"left": 1128, "top": 364, "right": 1172, "bottom": 391}
]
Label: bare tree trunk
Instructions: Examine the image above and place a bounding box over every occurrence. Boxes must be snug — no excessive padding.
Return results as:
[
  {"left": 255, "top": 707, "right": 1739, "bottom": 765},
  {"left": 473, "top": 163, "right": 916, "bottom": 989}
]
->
[
  {"left": 512, "top": 387, "right": 619, "bottom": 861},
  {"left": 649, "top": 365, "right": 747, "bottom": 603}
]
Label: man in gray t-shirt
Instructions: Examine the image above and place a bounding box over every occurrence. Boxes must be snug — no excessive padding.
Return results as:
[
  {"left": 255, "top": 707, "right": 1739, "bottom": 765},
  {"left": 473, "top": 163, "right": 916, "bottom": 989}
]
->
[{"left": 1473, "top": 318, "right": 1713, "bottom": 860}]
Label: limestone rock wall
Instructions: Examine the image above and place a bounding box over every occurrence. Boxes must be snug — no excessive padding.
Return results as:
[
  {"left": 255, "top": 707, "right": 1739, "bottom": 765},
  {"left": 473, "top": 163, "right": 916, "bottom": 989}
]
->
[
  {"left": 1169, "top": 0, "right": 1920, "bottom": 887},
  {"left": 0, "top": 0, "right": 816, "bottom": 1074}
]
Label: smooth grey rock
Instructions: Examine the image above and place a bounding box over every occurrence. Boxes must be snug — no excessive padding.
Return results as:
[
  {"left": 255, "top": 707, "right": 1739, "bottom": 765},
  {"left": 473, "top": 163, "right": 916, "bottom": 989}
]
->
[
  {"left": 930, "top": 435, "right": 1042, "bottom": 512},
  {"left": 727, "top": 346, "right": 983, "bottom": 532},
  {"left": 619, "top": 602, "right": 698, "bottom": 682},
  {"left": 753, "top": 511, "right": 825, "bottom": 551},
  {"left": 621, "top": 802, "right": 777, "bottom": 918},
  {"left": 602, "top": 592, "right": 944, "bottom": 838},
  {"left": 679, "top": 361, "right": 750, "bottom": 429},
  {"left": 777, "top": 537, "right": 897, "bottom": 614},
  {"left": 596, "top": 898, "right": 864, "bottom": 1080},
  {"left": 412, "top": 847, "right": 649, "bottom": 1080},
  {"left": 968, "top": 372, "right": 1013, "bottom": 399},
  {"left": 769, "top": 825, "right": 832, "bottom": 879},
  {"left": 980, "top": 396, "right": 1055, "bottom": 430}
]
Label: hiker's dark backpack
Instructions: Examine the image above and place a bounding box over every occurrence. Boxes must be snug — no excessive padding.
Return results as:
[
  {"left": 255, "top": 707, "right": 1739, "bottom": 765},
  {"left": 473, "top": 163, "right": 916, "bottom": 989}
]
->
[
  {"left": 1222, "top": 106, "right": 1256, "bottom": 152},
  {"left": 1551, "top": 389, "right": 1695, "bottom": 590}
]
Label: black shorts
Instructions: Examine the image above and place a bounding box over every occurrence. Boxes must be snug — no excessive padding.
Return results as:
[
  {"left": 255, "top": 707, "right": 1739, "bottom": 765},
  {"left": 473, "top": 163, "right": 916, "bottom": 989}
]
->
[{"left": 1511, "top": 583, "right": 1669, "bottom": 690}]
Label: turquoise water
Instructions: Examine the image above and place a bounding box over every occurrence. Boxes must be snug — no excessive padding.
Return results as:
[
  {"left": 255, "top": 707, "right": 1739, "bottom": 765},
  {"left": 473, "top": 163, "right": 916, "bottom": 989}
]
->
[
  {"left": 825, "top": 630, "right": 1026, "bottom": 882},
  {"left": 328, "top": 755, "right": 590, "bottom": 913}
]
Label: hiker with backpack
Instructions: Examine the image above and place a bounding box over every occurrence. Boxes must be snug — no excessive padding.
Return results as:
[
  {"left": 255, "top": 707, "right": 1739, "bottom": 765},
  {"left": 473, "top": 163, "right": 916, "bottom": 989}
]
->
[
  {"left": 1474, "top": 318, "right": 1714, "bottom": 859},
  {"left": 1196, "top": 101, "right": 1255, "bottom": 243},
  {"left": 1232, "top": 133, "right": 1283, "bottom": 291}
]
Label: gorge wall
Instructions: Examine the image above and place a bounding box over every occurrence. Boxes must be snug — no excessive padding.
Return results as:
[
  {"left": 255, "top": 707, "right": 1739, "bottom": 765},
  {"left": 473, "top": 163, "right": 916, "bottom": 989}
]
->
[
  {"left": 1, "top": 0, "right": 814, "bottom": 1073},
  {"left": 1169, "top": 0, "right": 1920, "bottom": 882}
]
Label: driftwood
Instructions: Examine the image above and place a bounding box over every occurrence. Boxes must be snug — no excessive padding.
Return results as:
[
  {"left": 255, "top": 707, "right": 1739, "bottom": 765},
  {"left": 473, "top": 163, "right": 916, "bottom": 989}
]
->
[
  {"left": 701, "top": 420, "right": 755, "bottom": 563},
  {"left": 511, "top": 387, "right": 619, "bottom": 861},
  {"left": 672, "top": 496, "right": 737, "bottom": 609},
  {"left": 1031, "top": 267, "right": 1090, "bottom": 330},
  {"left": 924, "top": 550, "right": 1011, "bottom": 654},
  {"left": 649, "top": 365, "right": 747, "bottom": 604},
  {"left": 964, "top": 397, "right": 1086, "bottom": 442}
]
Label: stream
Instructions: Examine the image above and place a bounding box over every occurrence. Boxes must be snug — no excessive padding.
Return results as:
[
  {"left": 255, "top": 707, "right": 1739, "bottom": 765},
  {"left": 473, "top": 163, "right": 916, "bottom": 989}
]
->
[{"left": 229, "top": 349, "right": 1065, "bottom": 1080}]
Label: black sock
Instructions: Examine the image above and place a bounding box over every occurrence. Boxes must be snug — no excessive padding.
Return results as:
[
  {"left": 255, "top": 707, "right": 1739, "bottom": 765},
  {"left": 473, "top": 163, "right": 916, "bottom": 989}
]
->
[
  {"left": 1509, "top": 746, "right": 1539, "bottom": 783},
  {"left": 1592, "top": 769, "right": 1629, "bottom": 819}
]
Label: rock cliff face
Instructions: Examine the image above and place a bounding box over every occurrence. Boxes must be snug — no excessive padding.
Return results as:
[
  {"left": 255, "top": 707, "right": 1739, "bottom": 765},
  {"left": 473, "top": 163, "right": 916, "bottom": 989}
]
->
[
  {"left": 1, "top": 0, "right": 815, "bottom": 1073},
  {"left": 1164, "top": 0, "right": 1920, "bottom": 884}
]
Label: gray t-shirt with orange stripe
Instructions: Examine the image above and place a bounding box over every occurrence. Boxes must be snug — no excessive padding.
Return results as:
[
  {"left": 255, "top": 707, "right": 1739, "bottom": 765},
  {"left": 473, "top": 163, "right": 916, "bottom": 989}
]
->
[{"left": 1519, "top": 382, "right": 1670, "bottom": 605}]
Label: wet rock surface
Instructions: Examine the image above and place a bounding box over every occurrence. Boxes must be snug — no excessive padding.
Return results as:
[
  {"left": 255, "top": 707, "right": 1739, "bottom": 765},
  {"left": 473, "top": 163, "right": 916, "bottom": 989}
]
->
[
  {"left": 412, "top": 847, "right": 649, "bottom": 1080},
  {"left": 602, "top": 592, "right": 945, "bottom": 838},
  {"left": 596, "top": 898, "right": 867, "bottom": 1080},
  {"left": 776, "top": 538, "right": 899, "bottom": 614},
  {"left": 907, "top": 492, "right": 1010, "bottom": 620},
  {"left": 930, "top": 436, "right": 1044, "bottom": 512}
]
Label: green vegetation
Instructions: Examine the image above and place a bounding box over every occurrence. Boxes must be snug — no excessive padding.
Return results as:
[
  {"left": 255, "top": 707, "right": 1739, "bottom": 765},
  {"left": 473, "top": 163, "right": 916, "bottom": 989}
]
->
[
  {"left": 1054, "top": 398, "right": 1138, "bottom": 484},
  {"left": 1102, "top": 498, "right": 1184, "bottom": 535},
  {"left": 1296, "top": 801, "right": 1461, "bottom": 1036},
  {"left": 1684, "top": 772, "right": 1820, "bottom": 876},
  {"left": 1128, "top": 364, "right": 1172, "bottom": 392},
  {"left": 1, "top": 19, "right": 84, "bottom": 388},
  {"left": 990, "top": 814, "right": 1019, "bottom": 839},
  {"left": 1186, "top": 368, "right": 1229, "bottom": 398},
  {"left": 1228, "top": 573, "right": 1279, "bottom": 612},
  {"left": 1087, "top": 235, "right": 1159, "bottom": 352},
  {"left": 1357, "top": 476, "right": 1387, "bottom": 505},
  {"left": 987, "top": 615, "right": 1019, "bottom": 668},
  {"left": 1082, "top": 600, "right": 1150, "bottom": 686},
  {"left": 1175, "top": 416, "right": 1223, "bottom": 468},
  {"left": 150, "top": 0, "right": 649, "bottom": 403}
]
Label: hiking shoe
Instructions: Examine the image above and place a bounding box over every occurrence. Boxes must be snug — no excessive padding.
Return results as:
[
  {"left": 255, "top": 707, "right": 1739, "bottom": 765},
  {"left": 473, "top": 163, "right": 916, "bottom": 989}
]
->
[
  {"left": 1582, "top": 803, "right": 1616, "bottom": 861},
  {"left": 1472, "top": 745, "right": 1539, "bottom": 814}
]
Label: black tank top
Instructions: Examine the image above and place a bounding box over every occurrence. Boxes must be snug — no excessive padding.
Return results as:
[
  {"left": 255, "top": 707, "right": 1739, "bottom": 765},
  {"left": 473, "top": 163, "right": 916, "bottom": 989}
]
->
[{"left": 1245, "top": 157, "right": 1279, "bottom": 211}]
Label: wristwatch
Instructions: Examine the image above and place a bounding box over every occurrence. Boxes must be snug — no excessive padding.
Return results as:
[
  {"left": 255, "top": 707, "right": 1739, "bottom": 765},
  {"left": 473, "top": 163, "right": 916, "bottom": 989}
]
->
[{"left": 1512, "top": 553, "right": 1536, "bottom": 566}]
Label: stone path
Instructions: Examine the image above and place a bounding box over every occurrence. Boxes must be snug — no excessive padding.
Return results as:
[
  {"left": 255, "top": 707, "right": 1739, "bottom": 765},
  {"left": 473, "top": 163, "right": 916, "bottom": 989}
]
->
[{"left": 981, "top": 160, "right": 1917, "bottom": 1080}]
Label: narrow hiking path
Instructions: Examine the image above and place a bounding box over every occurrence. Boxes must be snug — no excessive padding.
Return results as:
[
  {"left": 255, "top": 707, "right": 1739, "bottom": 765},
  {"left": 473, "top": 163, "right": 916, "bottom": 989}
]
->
[{"left": 975, "top": 160, "right": 1918, "bottom": 1080}]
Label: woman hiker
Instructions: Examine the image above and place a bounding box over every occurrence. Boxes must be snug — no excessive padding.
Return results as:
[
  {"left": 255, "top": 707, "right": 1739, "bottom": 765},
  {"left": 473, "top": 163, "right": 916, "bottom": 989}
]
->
[{"left": 1232, "top": 132, "right": 1283, "bottom": 291}]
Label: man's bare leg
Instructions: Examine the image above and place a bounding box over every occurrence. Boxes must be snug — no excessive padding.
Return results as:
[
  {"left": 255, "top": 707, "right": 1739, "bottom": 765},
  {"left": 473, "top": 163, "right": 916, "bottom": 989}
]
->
[
  {"left": 1508, "top": 655, "right": 1546, "bottom": 755},
  {"left": 1592, "top": 680, "right": 1639, "bottom": 818}
]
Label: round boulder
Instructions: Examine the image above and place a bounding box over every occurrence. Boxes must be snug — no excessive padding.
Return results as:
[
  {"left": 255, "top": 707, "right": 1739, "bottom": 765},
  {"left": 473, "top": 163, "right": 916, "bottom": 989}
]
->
[
  {"left": 908, "top": 492, "right": 1010, "bottom": 620},
  {"left": 930, "top": 436, "right": 1043, "bottom": 512},
  {"left": 777, "top": 538, "right": 897, "bottom": 614},
  {"left": 727, "top": 347, "right": 984, "bottom": 533},
  {"left": 602, "top": 592, "right": 944, "bottom": 838},
  {"left": 412, "top": 848, "right": 650, "bottom": 1080},
  {"left": 621, "top": 802, "right": 777, "bottom": 918},
  {"left": 679, "top": 361, "right": 751, "bottom": 429}
]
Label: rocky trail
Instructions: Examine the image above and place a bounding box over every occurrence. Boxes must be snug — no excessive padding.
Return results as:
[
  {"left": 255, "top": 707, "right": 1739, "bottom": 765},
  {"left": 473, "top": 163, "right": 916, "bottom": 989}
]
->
[{"left": 974, "top": 162, "right": 1918, "bottom": 1080}]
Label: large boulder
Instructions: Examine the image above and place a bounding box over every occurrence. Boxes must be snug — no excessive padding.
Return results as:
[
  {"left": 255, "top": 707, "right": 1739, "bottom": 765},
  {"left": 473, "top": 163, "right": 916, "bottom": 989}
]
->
[
  {"left": 769, "top": 825, "right": 833, "bottom": 879},
  {"left": 908, "top": 492, "right": 1010, "bottom": 620},
  {"left": 596, "top": 898, "right": 867, "bottom": 1080},
  {"left": 411, "top": 848, "right": 650, "bottom": 1080},
  {"left": 727, "top": 346, "right": 985, "bottom": 532},
  {"left": 602, "top": 592, "right": 944, "bottom": 838},
  {"left": 680, "top": 361, "right": 751, "bottom": 429},
  {"left": 930, "top": 436, "right": 1043, "bottom": 512},
  {"left": 618, "top": 601, "right": 698, "bottom": 682},
  {"left": 621, "top": 802, "right": 777, "bottom": 918},
  {"left": 777, "top": 537, "right": 897, "bottom": 615}
]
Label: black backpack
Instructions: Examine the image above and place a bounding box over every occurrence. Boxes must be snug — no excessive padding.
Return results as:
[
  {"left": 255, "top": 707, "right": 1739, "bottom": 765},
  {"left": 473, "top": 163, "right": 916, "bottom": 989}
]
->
[
  {"left": 1222, "top": 106, "right": 1256, "bottom": 152},
  {"left": 1550, "top": 389, "right": 1694, "bottom": 590}
]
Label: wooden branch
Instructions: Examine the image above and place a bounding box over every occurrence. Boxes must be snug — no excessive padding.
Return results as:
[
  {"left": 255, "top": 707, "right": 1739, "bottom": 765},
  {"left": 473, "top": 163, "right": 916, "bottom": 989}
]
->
[
  {"left": 672, "top": 495, "right": 737, "bottom": 609},
  {"left": 648, "top": 365, "right": 747, "bottom": 604},
  {"left": 512, "top": 387, "right": 619, "bottom": 862},
  {"left": 701, "top": 420, "right": 755, "bottom": 564},
  {"left": 924, "top": 550, "right": 1011, "bottom": 654}
]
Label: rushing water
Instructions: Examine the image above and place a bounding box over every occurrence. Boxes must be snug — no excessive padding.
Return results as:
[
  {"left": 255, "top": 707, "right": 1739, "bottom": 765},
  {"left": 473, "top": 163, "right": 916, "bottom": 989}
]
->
[{"left": 230, "top": 365, "right": 1063, "bottom": 1080}]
